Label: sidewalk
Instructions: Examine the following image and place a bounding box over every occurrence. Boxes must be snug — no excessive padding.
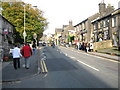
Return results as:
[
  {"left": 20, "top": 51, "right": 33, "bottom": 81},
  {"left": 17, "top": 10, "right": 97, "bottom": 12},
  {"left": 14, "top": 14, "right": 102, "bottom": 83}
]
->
[
  {"left": 66, "top": 46, "right": 119, "bottom": 61},
  {"left": 88, "top": 52, "right": 119, "bottom": 61},
  {"left": 2, "top": 49, "right": 40, "bottom": 82},
  {"left": 88, "top": 47, "right": 119, "bottom": 61}
]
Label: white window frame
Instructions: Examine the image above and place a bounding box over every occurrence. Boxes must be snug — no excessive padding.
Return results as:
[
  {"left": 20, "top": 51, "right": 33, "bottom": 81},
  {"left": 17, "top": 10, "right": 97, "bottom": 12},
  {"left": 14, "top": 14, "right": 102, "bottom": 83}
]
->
[{"left": 112, "top": 17, "right": 116, "bottom": 27}]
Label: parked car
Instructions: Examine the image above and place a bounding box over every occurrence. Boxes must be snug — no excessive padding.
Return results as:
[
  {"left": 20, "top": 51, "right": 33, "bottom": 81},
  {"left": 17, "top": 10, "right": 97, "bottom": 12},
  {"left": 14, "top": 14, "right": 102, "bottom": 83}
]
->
[{"left": 42, "top": 42, "right": 46, "bottom": 46}]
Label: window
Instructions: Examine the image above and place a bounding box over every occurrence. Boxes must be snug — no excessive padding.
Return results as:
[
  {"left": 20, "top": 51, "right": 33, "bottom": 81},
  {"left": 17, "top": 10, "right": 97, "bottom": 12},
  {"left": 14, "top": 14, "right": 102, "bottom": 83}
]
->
[
  {"left": 98, "top": 22, "right": 100, "bottom": 29},
  {"left": 112, "top": 17, "right": 116, "bottom": 27},
  {"left": 105, "top": 19, "right": 109, "bottom": 27},
  {"left": 77, "top": 26, "right": 79, "bottom": 31},
  {"left": 79, "top": 25, "right": 81, "bottom": 30},
  {"left": 104, "top": 31, "right": 108, "bottom": 40},
  {"left": 94, "top": 23, "right": 98, "bottom": 30},
  {"left": 100, "top": 22, "right": 103, "bottom": 28},
  {"left": 82, "top": 23, "right": 85, "bottom": 30},
  {"left": 75, "top": 27, "right": 77, "bottom": 32},
  {"left": 93, "top": 24, "right": 96, "bottom": 30}
]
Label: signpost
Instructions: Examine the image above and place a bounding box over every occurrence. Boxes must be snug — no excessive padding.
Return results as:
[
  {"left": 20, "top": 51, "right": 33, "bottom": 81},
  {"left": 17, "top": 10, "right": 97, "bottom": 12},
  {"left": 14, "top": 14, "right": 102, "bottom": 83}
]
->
[
  {"left": 23, "top": 30, "right": 27, "bottom": 43},
  {"left": 3, "top": 29, "right": 8, "bottom": 34}
]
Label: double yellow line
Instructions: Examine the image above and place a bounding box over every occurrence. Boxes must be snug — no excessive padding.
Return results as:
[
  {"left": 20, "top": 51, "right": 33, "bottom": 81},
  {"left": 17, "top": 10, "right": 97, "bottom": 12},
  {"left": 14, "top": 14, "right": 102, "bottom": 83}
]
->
[{"left": 40, "top": 60, "right": 48, "bottom": 73}]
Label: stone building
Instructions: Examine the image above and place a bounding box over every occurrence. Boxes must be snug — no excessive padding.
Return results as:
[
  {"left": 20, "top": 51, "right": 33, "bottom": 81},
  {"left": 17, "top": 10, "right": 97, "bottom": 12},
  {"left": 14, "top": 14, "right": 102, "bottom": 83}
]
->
[
  {"left": 62, "top": 21, "right": 75, "bottom": 43},
  {"left": 55, "top": 28, "right": 63, "bottom": 45},
  {"left": 74, "top": 2, "right": 114, "bottom": 43},
  {"left": 74, "top": 19, "right": 88, "bottom": 42},
  {"left": 0, "top": 15, "right": 15, "bottom": 60},
  {"left": 92, "top": 8, "right": 120, "bottom": 47}
]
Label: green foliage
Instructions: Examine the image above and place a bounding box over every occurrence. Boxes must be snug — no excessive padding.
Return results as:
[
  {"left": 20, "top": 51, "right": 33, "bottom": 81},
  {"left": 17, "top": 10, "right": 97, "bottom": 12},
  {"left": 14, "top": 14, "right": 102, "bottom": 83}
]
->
[{"left": 2, "top": 2, "right": 48, "bottom": 43}]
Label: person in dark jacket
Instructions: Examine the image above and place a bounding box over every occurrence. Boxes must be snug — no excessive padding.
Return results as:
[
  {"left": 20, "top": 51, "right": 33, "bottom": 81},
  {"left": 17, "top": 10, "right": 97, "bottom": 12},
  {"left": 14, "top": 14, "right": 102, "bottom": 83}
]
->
[
  {"left": 32, "top": 43, "right": 36, "bottom": 55},
  {"left": 21, "top": 43, "right": 32, "bottom": 69}
]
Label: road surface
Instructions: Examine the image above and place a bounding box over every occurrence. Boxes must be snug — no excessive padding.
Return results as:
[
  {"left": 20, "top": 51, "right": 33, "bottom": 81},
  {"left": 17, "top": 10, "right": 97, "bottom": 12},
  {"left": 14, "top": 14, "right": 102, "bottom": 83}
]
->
[{"left": 2, "top": 46, "right": 119, "bottom": 89}]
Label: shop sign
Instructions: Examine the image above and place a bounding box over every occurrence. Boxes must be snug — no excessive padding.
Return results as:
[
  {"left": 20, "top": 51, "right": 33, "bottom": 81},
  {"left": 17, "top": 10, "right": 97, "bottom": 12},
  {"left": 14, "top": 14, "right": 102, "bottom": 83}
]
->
[{"left": 3, "top": 29, "right": 8, "bottom": 34}]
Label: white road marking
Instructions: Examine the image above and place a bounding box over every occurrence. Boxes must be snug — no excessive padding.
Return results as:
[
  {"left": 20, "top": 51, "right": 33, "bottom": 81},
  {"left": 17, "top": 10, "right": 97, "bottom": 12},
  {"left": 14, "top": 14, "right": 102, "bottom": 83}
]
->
[
  {"left": 60, "top": 46, "right": 113, "bottom": 71},
  {"left": 77, "top": 60, "right": 100, "bottom": 71},
  {"left": 68, "top": 55, "right": 99, "bottom": 71},
  {"left": 70, "top": 56, "right": 76, "bottom": 59}
]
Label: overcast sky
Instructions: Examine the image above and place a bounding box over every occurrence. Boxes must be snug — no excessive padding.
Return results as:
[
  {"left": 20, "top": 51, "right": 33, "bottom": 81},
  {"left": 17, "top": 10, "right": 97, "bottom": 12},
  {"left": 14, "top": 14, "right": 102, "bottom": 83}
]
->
[{"left": 22, "top": 0, "right": 119, "bottom": 34}]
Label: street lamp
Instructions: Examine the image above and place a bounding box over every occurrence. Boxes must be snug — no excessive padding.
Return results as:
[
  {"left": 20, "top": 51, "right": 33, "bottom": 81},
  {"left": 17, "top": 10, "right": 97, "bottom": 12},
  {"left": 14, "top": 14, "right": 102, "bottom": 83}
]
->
[
  {"left": 23, "top": 4, "right": 27, "bottom": 44},
  {"left": 32, "top": 6, "right": 38, "bottom": 46},
  {"left": 22, "top": 5, "right": 38, "bottom": 44}
]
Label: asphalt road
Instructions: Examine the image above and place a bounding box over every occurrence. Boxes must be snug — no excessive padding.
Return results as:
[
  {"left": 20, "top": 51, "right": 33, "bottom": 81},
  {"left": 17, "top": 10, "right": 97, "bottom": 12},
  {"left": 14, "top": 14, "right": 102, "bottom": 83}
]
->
[{"left": 2, "top": 46, "right": 119, "bottom": 89}]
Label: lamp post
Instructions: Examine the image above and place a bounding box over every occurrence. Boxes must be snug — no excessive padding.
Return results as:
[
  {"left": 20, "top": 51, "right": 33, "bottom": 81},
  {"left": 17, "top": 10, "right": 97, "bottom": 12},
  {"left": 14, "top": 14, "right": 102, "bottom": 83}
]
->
[
  {"left": 23, "top": 4, "right": 27, "bottom": 44},
  {"left": 32, "top": 6, "right": 38, "bottom": 46}
]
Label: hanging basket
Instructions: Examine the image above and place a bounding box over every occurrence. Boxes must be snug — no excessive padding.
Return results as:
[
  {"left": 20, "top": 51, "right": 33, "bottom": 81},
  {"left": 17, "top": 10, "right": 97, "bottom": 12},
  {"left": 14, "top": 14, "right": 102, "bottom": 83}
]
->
[{"left": 113, "top": 32, "right": 117, "bottom": 35}]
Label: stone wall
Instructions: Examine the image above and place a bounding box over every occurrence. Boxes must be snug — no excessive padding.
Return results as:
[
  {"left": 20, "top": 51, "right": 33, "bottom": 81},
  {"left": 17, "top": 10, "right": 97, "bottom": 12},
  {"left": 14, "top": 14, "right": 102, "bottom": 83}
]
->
[{"left": 93, "top": 40, "right": 112, "bottom": 51}]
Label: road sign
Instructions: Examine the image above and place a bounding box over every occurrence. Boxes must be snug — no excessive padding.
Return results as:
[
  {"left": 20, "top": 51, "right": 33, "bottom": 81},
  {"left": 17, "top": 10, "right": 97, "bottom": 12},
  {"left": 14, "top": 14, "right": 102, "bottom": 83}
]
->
[
  {"left": 23, "top": 31, "right": 27, "bottom": 37},
  {"left": 3, "top": 29, "right": 8, "bottom": 34}
]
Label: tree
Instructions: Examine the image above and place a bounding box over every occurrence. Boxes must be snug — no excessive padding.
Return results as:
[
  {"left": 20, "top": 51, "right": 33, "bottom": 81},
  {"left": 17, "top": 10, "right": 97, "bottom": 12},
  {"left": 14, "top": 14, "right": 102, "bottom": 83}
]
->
[{"left": 2, "top": 2, "right": 48, "bottom": 43}]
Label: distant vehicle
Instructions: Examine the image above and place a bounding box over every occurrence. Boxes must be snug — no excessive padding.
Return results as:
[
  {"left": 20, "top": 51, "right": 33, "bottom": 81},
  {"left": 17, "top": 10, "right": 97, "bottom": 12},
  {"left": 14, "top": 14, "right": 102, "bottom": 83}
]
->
[
  {"left": 60, "top": 42, "right": 65, "bottom": 46},
  {"left": 51, "top": 42, "right": 55, "bottom": 48},
  {"left": 42, "top": 42, "right": 46, "bottom": 46}
]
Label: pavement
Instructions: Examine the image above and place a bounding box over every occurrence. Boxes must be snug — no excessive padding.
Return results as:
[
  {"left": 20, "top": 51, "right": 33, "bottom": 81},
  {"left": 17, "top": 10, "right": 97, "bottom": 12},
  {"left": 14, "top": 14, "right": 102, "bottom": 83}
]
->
[
  {"left": 67, "top": 46, "right": 119, "bottom": 61},
  {"left": 88, "top": 47, "right": 119, "bottom": 61},
  {"left": 88, "top": 52, "right": 119, "bottom": 61},
  {"left": 2, "top": 48, "right": 42, "bottom": 82},
  {"left": 1, "top": 46, "right": 119, "bottom": 83}
]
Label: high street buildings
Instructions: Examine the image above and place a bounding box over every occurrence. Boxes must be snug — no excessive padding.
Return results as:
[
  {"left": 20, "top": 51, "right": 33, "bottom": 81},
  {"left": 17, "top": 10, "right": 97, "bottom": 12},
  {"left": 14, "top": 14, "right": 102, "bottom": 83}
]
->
[
  {"left": 74, "top": 2, "right": 114, "bottom": 43},
  {"left": 54, "top": 1, "right": 120, "bottom": 51}
]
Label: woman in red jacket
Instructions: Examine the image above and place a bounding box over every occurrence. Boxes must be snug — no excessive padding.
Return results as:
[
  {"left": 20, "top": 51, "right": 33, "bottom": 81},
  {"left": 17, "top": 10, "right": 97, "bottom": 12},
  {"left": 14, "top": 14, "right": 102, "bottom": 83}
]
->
[{"left": 21, "top": 43, "right": 32, "bottom": 69}]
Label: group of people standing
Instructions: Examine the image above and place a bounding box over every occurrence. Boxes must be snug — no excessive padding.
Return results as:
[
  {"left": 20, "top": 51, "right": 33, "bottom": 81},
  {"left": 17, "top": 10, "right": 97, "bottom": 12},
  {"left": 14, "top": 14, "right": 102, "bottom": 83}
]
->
[
  {"left": 12, "top": 43, "right": 36, "bottom": 70},
  {"left": 76, "top": 42, "right": 94, "bottom": 52}
]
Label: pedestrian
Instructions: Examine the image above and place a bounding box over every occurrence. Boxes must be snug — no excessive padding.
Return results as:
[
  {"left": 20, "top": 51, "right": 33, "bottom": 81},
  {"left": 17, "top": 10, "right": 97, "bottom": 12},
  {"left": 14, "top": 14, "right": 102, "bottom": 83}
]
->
[
  {"left": 79, "top": 42, "right": 82, "bottom": 50},
  {"left": 84, "top": 43, "right": 86, "bottom": 51},
  {"left": 86, "top": 43, "right": 89, "bottom": 53},
  {"left": 12, "top": 44, "right": 22, "bottom": 70},
  {"left": 89, "top": 42, "right": 94, "bottom": 52},
  {"left": 99, "top": 38, "right": 102, "bottom": 42},
  {"left": 52, "top": 42, "right": 55, "bottom": 48},
  {"left": 32, "top": 43, "right": 36, "bottom": 55},
  {"left": 66, "top": 43, "right": 69, "bottom": 48},
  {"left": 21, "top": 43, "right": 33, "bottom": 69},
  {"left": 77, "top": 42, "right": 80, "bottom": 50}
]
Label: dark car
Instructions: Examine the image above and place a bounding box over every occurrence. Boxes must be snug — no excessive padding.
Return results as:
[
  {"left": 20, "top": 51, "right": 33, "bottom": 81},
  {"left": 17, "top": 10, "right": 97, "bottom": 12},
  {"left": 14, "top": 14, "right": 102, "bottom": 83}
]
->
[{"left": 42, "top": 42, "right": 46, "bottom": 46}]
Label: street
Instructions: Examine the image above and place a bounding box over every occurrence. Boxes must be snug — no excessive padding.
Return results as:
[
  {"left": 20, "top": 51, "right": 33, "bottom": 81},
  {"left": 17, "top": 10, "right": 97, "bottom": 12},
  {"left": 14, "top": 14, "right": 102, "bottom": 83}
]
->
[{"left": 2, "top": 46, "right": 119, "bottom": 88}]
